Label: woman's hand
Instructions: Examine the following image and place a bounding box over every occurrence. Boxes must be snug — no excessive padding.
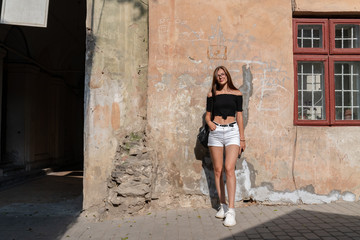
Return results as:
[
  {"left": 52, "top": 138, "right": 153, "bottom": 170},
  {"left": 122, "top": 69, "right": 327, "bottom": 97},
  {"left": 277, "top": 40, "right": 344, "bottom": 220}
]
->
[
  {"left": 239, "top": 140, "right": 246, "bottom": 155},
  {"left": 207, "top": 121, "right": 217, "bottom": 131}
]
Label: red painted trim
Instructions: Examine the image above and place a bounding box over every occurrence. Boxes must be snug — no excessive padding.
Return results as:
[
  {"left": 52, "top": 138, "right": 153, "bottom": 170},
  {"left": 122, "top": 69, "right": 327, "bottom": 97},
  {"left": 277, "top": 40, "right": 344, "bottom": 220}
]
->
[
  {"left": 293, "top": 19, "right": 329, "bottom": 54},
  {"left": 293, "top": 55, "right": 330, "bottom": 126},
  {"left": 330, "top": 19, "right": 360, "bottom": 55},
  {"left": 329, "top": 56, "right": 360, "bottom": 126}
]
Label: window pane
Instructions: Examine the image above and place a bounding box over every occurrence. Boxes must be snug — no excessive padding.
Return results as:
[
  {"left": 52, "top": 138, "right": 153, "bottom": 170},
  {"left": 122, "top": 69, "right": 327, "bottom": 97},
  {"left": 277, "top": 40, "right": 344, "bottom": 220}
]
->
[
  {"left": 344, "top": 109, "right": 352, "bottom": 120},
  {"left": 353, "top": 92, "right": 359, "bottom": 106},
  {"left": 297, "top": 25, "right": 323, "bottom": 48},
  {"left": 302, "top": 63, "right": 312, "bottom": 73},
  {"left": 335, "top": 63, "right": 342, "bottom": 73},
  {"left": 313, "top": 39, "right": 320, "bottom": 47},
  {"left": 313, "top": 28, "right": 320, "bottom": 38},
  {"left": 344, "top": 76, "right": 351, "bottom": 90},
  {"left": 303, "top": 29, "right": 312, "bottom": 38},
  {"left": 335, "top": 39, "right": 342, "bottom": 48},
  {"left": 336, "top": 108, "right": 343, "bottom": 120},
  {"left": 314, "top": 106, "right": 324, "bottom": 120},
  {"left": 335, "top": 92, "right": 343, "bottom": 106},
  {"left": 298, "top": 107, "right": 303, "bottom": 119},
  {"left": 344, "top": 92, "right": 351, "bottom": 106},
  {"left": 354, "top": 108, "right": 360, "bottom": 119},
  {"left": 335, "top": 24, "right": 360, "bottom": 49},
  {"left": 354, "top": 77, "right": 359, "bottom": 89},
  {"left": 303, "top": 92, "right": 312, "bottom": 106},
  {"left": 297, "top": 61, "right": 325, "bottom": 120},
  {"left": 303, "top": 39, "right": 312, "bottom": 48},
  {"left": 314, "top": 92, "right": 323, "bottom": 106},
  {"left": 334, "top": 61, "right": 360, "bottom": 120},
  {"left": 298, "top": 92, "right": 302, "bottom": 106},
  {"left": 335, "top": 75, "right": 342, "bottom": 90}
]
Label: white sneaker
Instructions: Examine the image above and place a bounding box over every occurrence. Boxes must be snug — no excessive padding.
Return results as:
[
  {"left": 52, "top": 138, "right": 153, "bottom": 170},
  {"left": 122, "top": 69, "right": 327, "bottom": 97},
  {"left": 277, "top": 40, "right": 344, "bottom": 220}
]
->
[
  {"left": 223, "top": 208, "right": 236, "bottom": 227},
  {"left": 215, "top": 203, "right": 227, "bottom": 219}
]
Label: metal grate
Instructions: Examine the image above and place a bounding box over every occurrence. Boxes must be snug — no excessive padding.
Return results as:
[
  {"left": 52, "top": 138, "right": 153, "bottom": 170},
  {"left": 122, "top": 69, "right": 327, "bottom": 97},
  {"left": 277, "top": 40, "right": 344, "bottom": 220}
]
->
[
  {"left": 334, "top": 62, "right": 360, "bottom": 120},
  {"left": 335, "top": 24, "right": 360, "bottom": 49},
  {"left": 297, "top": 25, "right": 322, "bottom": 48},
  {"left": 298, "top": 62, "right": 325, "bottom": 120}
]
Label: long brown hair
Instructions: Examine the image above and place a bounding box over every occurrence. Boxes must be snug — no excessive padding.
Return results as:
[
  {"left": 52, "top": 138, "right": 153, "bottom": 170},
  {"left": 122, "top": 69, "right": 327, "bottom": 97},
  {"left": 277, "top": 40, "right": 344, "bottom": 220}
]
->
[{"left": 211, "top": 66, "right": 237, "bottom": 97}]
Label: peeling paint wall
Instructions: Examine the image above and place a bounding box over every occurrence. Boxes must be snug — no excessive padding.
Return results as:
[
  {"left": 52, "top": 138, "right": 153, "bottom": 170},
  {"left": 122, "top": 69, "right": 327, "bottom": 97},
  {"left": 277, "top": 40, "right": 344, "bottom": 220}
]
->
[
  {"left": 294, "top": 0, "right": 360, "bottom": 13},
  {"left": 148, "top": 0, "right": 296, "bottom": 206},
  {"left": 84, "top": 0, "right": 360, "bottom": 213},
  {"left": 84, "top": 0, "right": 148, "bottom": 210},
  {"left": 147, "top": 0, "right": 360, "bottom": 207}
]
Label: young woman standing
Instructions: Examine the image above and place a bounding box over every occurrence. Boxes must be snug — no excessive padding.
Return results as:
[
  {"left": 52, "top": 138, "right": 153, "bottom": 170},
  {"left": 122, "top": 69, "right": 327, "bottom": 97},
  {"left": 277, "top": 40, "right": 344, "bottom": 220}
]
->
[{"left": 205, "top": 66, "right": 246, "bottom": 227}]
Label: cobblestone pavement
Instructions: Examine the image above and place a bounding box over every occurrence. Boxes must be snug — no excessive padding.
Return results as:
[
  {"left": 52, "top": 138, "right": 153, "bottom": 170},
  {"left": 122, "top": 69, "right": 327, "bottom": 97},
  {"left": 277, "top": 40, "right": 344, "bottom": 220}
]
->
[
  {"left": 1, "top": 173, "right": 360, "bottom": 240},
  {"left": 1, "top": 201, "right": 360, "bottom": 240}
]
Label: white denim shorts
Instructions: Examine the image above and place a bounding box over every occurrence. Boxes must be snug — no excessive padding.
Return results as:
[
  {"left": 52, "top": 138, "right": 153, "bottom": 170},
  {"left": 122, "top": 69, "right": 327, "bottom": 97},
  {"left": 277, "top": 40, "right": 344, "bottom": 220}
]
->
[{"left": 208, "top": 122, "right": 240, "bottom": 147}]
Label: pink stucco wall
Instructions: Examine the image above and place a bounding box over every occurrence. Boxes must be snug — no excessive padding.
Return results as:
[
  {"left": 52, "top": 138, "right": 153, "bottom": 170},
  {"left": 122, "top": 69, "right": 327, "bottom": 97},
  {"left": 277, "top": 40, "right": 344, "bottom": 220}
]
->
[
  {"left": 147, "top": 0, "right": 360, "bottom": 205},
  {"left": 84, "top": 0, "right": 360, "bottom": 211}
]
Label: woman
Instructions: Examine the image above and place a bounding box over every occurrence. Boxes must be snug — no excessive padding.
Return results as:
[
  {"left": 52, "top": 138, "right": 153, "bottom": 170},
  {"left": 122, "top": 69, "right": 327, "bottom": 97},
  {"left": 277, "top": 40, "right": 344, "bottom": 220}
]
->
[{"left": 205, "top": 66, "right": 246, "bottom": 227}]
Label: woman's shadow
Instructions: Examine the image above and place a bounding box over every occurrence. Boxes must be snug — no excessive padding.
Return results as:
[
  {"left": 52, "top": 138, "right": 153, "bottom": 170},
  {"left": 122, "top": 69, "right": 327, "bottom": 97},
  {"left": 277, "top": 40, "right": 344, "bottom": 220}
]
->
[{"left": 194, "top": 112, "right": 220, "bottom": 209}]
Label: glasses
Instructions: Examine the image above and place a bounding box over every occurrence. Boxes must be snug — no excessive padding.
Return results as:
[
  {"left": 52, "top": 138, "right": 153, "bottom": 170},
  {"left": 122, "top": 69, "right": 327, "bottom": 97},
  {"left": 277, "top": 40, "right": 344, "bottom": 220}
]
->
[{"left": 217, "top": 73, "right": 226, "bottom": 78}]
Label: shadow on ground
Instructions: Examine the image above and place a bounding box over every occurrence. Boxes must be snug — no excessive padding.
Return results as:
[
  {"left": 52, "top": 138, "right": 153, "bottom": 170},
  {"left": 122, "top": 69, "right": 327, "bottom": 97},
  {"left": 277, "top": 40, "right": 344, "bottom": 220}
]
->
[
  {"left": 0, "top": 170, "right": 83, "bottom": 240},
  {"left": 220, "top": 206, "right": 360, "bottom": 240}
]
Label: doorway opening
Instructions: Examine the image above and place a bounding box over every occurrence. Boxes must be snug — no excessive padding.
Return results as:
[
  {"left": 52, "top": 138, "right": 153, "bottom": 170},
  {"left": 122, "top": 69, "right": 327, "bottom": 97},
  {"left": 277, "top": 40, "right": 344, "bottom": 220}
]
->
[{"left": 0, "top": 0, "right": 86, "bottom": 189}]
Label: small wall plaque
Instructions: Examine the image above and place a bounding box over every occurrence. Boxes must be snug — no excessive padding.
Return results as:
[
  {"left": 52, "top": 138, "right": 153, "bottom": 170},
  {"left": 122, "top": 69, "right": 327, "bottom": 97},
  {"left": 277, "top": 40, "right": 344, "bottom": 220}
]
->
[
  {"left": 207, "top": 45, "right": 227, "bottom": 60},
  {"left": 0, "top": 0, "right": 49, "bottom": 27}
]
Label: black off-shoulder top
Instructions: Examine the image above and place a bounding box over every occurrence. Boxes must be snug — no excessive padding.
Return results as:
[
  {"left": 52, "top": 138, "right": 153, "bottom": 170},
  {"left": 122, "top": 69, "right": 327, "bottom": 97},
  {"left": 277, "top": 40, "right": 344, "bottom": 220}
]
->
[{"left": 206, "top": 94, "right": 243, "bottom": 120}]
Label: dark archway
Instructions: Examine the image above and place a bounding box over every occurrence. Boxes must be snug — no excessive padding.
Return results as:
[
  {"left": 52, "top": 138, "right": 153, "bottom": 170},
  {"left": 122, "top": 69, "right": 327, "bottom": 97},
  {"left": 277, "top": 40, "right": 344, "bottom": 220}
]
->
[{"left": 0, "top": 0, "right": 86, "bottom": 188}]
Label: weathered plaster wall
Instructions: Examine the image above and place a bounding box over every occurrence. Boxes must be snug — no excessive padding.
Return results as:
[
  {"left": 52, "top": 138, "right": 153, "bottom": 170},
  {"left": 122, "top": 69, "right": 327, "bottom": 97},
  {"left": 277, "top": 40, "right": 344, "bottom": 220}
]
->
[
  {"left": 147, "top": 0, "right": 360, "bottom": 207},
  {"left": 84, "top": 0, "right": 360, "bottom": 213},
  {"left": 148, "top": 0, "right": 296, "bottom": 206},
  {"left": 84, "top": 0, "right": 148, "bottom": 211},
  {"left": 294, "top": 127, "right": 360, "bottom": 196},
  {"left": 294, "top": 0, "right": 360, "bottom": 13}
]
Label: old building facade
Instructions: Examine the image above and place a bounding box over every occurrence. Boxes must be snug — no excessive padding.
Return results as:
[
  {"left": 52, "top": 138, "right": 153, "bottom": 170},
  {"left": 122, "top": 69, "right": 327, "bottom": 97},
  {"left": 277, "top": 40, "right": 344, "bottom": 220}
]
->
[
  {"left": 1, "top": 0, "right": 359, "bottom": 216},
  {"left": 83, "top": 0, "right": 360, "bottom": 216}
]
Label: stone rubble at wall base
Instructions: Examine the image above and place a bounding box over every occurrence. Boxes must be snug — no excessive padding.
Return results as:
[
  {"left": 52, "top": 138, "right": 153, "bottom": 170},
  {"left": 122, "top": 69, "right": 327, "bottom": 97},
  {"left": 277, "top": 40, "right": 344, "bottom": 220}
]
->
[{"left": 106, "top": 132, "right": 155, "bottom": 216}]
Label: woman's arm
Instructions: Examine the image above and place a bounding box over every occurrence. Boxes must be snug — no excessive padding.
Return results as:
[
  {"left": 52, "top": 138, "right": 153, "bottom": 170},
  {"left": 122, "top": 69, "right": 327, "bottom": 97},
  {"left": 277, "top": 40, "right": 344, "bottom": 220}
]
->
[
  {"left": 205, "top": 92, "right": 216, "bottom": 131},
  {"left": 205, "top": 111, "right": 216, "bottom": 131},
  {"left": 235, "top": 89, "right": 246, "bottom": 153},
  {"left": 236, "top": 112, "right": 246, "bottom": 152}
]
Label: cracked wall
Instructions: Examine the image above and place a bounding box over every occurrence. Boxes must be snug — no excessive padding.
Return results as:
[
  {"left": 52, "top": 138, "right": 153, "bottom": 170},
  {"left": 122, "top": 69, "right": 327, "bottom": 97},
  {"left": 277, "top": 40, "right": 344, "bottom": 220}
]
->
[
  {"left": 147, "top": 0, "right": 360, "bottom": 208},
  {"left": 84, "top": 0, "right": 360, "bottom": 214},
  {"left": 84, "top": 0, "right": 148, "bottom": 211}
]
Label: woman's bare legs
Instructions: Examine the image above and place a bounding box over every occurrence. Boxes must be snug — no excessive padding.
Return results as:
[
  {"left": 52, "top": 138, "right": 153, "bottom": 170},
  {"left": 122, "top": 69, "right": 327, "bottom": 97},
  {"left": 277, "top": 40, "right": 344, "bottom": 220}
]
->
[
  {"left": 224, "top": 145, "right": 239, "bottom": 208},
  {"left": 209, "top": 146, "right": 226, "bottom": 204}
]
